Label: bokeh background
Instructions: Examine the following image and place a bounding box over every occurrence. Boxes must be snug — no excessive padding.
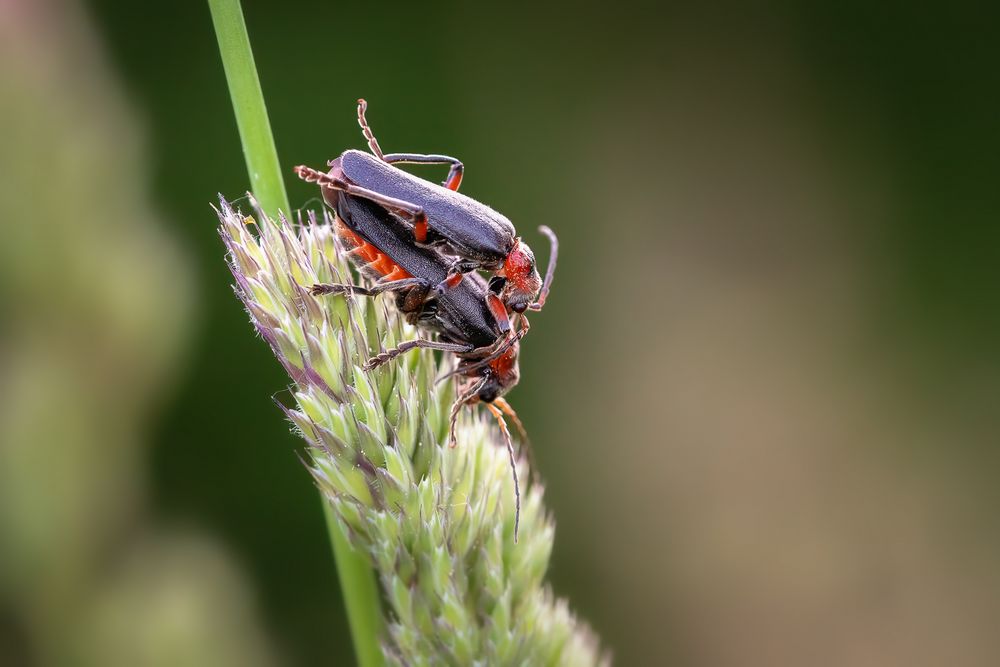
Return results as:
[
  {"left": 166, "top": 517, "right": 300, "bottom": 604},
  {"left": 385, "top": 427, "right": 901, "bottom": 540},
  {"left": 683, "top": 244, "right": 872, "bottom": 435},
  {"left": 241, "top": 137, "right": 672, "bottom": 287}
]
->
[{"left": 2, "top": 0, "right": 999, "bottom": 665}]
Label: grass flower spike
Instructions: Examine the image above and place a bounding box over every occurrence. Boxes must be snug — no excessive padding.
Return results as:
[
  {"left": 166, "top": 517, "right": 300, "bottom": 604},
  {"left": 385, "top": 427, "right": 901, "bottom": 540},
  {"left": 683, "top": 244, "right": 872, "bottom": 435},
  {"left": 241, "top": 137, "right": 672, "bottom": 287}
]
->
[{"left": 219, "top": 198, "right": 606, "bottom": 665}]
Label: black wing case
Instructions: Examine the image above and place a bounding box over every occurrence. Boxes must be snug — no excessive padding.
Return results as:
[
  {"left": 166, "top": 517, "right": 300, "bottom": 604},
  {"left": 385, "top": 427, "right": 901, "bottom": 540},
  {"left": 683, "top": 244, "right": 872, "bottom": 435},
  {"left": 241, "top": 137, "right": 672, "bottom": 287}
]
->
[
  {"left": 336, "top": 194, "right": 500, "bottom": 349},
  {"left": 341, "top": 150, "right": 516, "bottom": 264}
]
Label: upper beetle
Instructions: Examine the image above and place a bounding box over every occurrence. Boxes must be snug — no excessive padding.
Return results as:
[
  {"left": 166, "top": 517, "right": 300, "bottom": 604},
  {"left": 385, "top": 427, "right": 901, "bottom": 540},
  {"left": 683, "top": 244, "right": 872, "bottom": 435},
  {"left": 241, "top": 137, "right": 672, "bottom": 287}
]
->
[{"left": 294, "top": 99, "right": 552, "bottom": 314}]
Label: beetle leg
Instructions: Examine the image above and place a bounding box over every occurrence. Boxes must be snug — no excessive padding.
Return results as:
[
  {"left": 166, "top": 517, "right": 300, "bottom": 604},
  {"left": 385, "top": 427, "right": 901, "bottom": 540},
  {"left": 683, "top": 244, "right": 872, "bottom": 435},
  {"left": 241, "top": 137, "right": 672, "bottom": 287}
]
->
[
  {"left": 436, "top": 326, "right": 526, "bottom": 384},
  {"left": 439, "top": 272, "right": 465, "bottom": 291},
  {"left": 356, "top": 101, "right": 465, "bottom": 190},
  {"left": 487, "top": 402, "right": 521, "bottom": 543},
  {"left": 494, "top": 397, "right": 536, "bottom": 477},
  {"left": 399, "top": 279, "right": 438, "bottom": 313},
  {"left": 381, "top": 153, "right": 465, "bottom": 192},
  {"left": 433, "top": 258, "right": 481, "bottom": 294},
  {"left": 335, "top": 182, "right": 432, "bottom": 242},
  {"left": 294, "top": 165, "right": 432, "bottom": 241},
  {"left": 493, "top": 398, "right": 528, "bottom": 444},
  {"left": 364, "top": 339, "right": 474, "bottom": 372},
  {"left": 448, "top": 376, "right": 489, "bottom": 448},
  {"left": 486, "top": 293, "right": 512, "bottom": 334},
  {"left": 309, "top": 277, "right": 430, "bottom": 298},
  {"left": 356, "top": 99, "right": 385, "bottom": 160}
]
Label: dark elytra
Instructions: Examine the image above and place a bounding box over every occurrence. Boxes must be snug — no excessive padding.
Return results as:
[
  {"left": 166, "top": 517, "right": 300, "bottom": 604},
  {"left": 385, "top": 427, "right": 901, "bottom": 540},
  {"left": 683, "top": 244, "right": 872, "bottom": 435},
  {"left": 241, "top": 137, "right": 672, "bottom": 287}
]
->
[
  {"left": 334, "top": 192, "right": 502, "bottom": 350},
  {"left": 338, "top": 149, "right": 516, "bottom": 265}
]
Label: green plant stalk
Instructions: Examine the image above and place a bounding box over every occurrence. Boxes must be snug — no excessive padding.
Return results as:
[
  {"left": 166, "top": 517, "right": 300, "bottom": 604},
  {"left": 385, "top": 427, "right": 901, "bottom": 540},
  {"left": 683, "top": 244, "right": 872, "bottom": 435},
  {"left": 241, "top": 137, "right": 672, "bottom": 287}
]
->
[
  {"left": 324, "top": 501, "right": 385, "bottom": 667},
  {"left": 208, "top": 2, "right": 386, "bottom": 664},
  {"left": 208, "top": 0, "right": 289, "bottom": 220}
]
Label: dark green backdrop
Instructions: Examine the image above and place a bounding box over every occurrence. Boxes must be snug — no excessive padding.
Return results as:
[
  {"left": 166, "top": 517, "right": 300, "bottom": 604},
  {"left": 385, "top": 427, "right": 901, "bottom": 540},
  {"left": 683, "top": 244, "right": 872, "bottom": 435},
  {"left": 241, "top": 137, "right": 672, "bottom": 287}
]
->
[{"left": 86, "top": 1, "right": 1000, "bottom": 664}]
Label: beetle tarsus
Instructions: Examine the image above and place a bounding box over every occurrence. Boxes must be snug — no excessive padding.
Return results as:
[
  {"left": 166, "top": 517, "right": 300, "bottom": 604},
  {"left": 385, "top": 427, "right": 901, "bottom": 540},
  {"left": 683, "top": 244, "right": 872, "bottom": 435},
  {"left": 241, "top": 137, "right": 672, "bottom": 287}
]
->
[{"left": 364, "top": 338, "right": 474, "bottom": 372}]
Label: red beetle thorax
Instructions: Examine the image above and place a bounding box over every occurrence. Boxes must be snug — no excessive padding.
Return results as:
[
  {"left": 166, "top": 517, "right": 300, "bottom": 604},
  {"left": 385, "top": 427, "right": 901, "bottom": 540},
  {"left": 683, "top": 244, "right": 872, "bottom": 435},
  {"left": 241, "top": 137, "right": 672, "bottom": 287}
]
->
[
  {"left": 501, "top": 240, "right": 541, "bottom": 296},
  {"left": 489, "top": 346, "right": 520, "bottom": 387}
]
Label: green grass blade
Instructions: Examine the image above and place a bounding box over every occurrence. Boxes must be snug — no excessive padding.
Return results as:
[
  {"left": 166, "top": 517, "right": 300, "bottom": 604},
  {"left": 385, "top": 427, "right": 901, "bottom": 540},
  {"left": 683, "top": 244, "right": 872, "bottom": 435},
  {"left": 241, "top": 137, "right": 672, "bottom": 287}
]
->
[
  {"left": 325, "top": 501, "right": 386, "bottom": 667},
  {"left": 208, "top": 2, "right": 386, "bottom": 664},
  {"left": 208, "top": 0, "right": 289, "bottom": 219}
]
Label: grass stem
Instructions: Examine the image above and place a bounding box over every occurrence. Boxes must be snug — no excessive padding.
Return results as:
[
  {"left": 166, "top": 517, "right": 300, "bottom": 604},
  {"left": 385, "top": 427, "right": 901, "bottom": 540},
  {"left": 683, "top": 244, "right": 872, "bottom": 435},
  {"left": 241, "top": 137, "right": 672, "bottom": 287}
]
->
[
  {"left": 208, "top": 0, "right": 289, "bottom": 219},
  {"left": 208, "top": 2, "right": 385, "bottom": 663}
]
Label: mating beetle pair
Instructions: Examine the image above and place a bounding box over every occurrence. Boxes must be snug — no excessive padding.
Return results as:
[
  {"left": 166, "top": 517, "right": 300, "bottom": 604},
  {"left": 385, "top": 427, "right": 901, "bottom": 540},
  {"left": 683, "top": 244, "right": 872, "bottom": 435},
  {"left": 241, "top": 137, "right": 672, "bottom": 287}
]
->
[
  {"left": 309, "top": 196, "right": 532, "bottom": 538},
  {"left": 295, "top": 100, "right": 557, "bottom": 540},
  {"left": 295, "top": 100, "right": 554, "bottom": 331}
]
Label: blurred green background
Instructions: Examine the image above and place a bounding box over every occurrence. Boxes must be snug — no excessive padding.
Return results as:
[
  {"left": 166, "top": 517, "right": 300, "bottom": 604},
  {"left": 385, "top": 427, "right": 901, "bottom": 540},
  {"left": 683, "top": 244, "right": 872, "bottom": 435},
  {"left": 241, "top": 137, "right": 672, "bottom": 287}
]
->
[{"left": 2, "top": 0, "right": 999, "bottom": 665}]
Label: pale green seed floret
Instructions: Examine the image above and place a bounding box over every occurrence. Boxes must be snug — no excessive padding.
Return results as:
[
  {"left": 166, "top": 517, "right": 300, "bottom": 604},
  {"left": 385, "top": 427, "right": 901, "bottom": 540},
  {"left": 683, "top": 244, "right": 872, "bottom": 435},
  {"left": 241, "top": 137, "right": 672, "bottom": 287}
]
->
[{"left": 219, "top": 200, "right": 607, "bottom": 666}]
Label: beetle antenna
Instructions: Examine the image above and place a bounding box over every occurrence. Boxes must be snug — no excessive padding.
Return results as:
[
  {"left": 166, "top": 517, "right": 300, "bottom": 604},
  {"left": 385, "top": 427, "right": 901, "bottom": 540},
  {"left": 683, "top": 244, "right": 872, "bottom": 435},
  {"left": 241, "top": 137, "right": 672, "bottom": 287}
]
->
[
  {"left": 356, "top": 99, "right": 385, "bottom": 161},
  {"left": 487, "top": 403, "right": 521, "bottom": 543},
  {"left": 530, "top": 225, "right": 558, "bottom": 311}
]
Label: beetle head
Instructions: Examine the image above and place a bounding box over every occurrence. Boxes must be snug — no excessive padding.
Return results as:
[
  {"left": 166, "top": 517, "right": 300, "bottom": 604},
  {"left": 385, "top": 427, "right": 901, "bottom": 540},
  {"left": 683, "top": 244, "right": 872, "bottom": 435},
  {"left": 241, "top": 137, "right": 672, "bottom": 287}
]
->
[
  {"left": 462, "top": 343, "right": 520, "bottom": 404},
  {"left": 499, "top": 239, "right": 542, "bottom": 313}
]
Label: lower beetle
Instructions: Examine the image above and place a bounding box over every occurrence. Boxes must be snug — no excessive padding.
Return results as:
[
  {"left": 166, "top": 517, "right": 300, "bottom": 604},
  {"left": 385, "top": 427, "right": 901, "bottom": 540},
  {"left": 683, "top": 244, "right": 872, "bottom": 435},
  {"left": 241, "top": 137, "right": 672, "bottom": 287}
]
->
[{"left": 310, "top": 194, "right": 555, "bottom": 540}]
